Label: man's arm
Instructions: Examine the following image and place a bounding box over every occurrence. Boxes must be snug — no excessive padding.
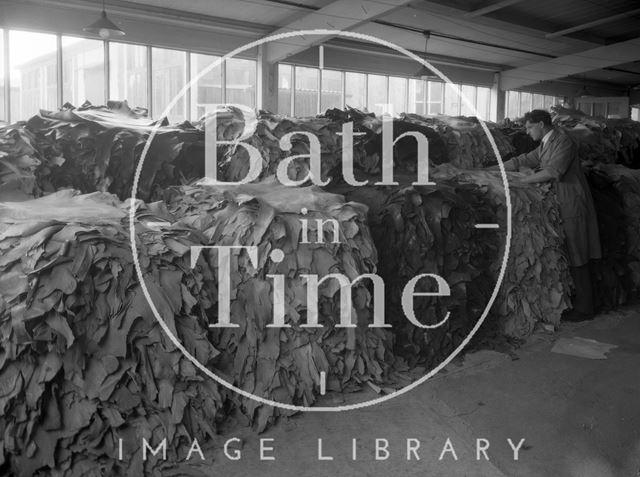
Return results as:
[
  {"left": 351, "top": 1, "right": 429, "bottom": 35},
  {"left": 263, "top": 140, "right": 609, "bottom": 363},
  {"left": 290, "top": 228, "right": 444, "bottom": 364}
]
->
[
  {"left": 518, "top": 134, "right": 575, "bottom": 184},
  {"left": 519, "top": 169, "right": 555, "bottom": 183},
  {"left": 486, "top": 159, "right": 516, "bottom": 171},
  {"left": 513, "top": 147, "right": 541, "bottom": 170},
  {"left": 487, "top": 148, "right": 540, "bottom": 171}
]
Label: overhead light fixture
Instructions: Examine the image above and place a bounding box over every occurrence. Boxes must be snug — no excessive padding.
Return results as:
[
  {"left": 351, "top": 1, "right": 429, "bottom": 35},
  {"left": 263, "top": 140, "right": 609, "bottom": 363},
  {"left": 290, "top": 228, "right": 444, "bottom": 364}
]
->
[
  {"left": 83, "top": 0, "right": 125, "bottom": 39},
  {"left": 414, "top": 31, "right": 439, "bottom": 80},
  {"left": 577, "top": 83, "right": 592, "bottom": 98},
  {"left": 573, "top": 74, "right": 593, "bottom": 97}
]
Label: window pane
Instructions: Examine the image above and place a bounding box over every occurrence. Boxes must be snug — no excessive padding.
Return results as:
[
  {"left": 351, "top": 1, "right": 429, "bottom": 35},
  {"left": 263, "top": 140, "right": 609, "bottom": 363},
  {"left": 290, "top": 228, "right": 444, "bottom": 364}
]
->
[
  {"left": 294, "top": 66, "right": 318, "bottom": 117},
  {"left": 9, "top": 30, "right": 58, "bottom": 121},
  {"left": 444, "top": 83, "right": 461, "bottom": 116},
  {"left": 476, "top": 87, "right": 490, "bottom": 120},
  {"left": 632, "top": 107, "right": 639, "bottom": 121},
  {"left": 191, "top": 53, "right": 222, "bottom": 120},
  {"left": 543, "top": 95, "right": 554, "bottom": 110},
  {"left": 62, "top": 36, "right": 104, "bottom": 108},
  {"left": 427, "top": 81, "right": 443, "bottom": 115},
  {"left": 151, "top": 48, "right": 186, "bottom": 123},
  {"left": 226, "top": 58, "right": 256, "bottom": 109},
  {"left": 460, "top": 84, "right": 476, "bottom": 116},
  {"left": 607, "top": 102, "right": 623, "bottom": 118},
  {"left": 109, "top": 42, "right": 148, "bottom": 110},
  {"left": 594, "top": 102, "right": 606, "bottom": 118},
  {"left": 345, "top": 72, "right": 365, "bottom": 109},
  {"left": 578, "top": 102, "right": 592, "bottom": 115},
  {"left": 0, "top": 30, "right": 5, "bottom": 122},
  {"left": 408, "top": 79, "right": 425, "bottom": 115},
  {"left": 519, "top": 92, "right": 532, "bottom": 115},
  {"left": 367, "top": 74, "right": 387, "bottom": 115},
  {"left": 278, "top": 64, "right": 292, "bottom": 115},
  {"left": 506, "top": 91, "right": 519, "bottom": 119},
  {"left": 532, "top": 93, "right": 544, "bottom": 110},
  {"left": 321, "top": 69, "right": 342, "bottom": 112},
  {"left": 388, "top": 76, "right": 407, "bottom": 115}
]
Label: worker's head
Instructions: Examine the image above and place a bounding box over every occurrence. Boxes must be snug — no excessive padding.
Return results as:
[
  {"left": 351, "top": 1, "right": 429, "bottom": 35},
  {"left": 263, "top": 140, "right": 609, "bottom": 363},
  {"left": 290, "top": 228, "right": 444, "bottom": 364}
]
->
[{"left": 523, "top": 109, "right": 553, "bottom": 141}]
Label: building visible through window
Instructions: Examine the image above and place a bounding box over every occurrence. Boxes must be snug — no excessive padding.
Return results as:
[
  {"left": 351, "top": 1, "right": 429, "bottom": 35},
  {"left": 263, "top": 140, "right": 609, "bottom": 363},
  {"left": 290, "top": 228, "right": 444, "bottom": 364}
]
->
[{"left": 9, "top": 30, "right": 58, "bottom": 120}]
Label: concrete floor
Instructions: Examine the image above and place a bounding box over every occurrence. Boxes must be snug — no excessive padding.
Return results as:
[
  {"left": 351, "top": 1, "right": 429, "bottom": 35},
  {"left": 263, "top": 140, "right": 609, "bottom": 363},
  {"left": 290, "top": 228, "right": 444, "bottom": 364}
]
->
[{"left": 179, "top": 307, "right": 640, "bottom": 477}]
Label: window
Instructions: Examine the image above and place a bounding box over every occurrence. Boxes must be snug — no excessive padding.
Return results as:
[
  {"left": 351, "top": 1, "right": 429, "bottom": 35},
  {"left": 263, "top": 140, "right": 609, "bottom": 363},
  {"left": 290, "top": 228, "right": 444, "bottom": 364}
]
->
[
  {"left": 109, "top": 42, "right": 148, "bottom": 110},
  {"left": 226, "top": 58, "right": 256, "bottom": 109},
  {"left": 0, "top": 30, "right": 5, "bottom": 122},
  {"left": 321, "top": 69, "right": 342, "bottom": 112},
  {"left": 606, "top": 101, "right": 623, "bottom": 118},
  {"left": 279, "top": 62, "right": 496, "bottom": 120},
  {"left": 190, "top": 53, "right": 222, "bottom": 120},
  {"left": 62, "top": 36, "right": 104, "bottom": 108},
  {"left": 9, "top": 30, "right": 58, "bottom": 121},
  {"left": 460, "top": 84, "right": 477, "bottom": 117},
  {"left": 388, "top": 76, "right": 407, "bottom": 115},
  {"left": 507, "top": 91, "right": 564, "bottom": 119},
  {"left": 151, "top": 48, "right": 186, "bottom": 122},
  {"left": 45, "top": 64, "right": 56, "bottom": 110},
  {"left": 408, "top": 79, "right": 426, "bottom": 115},
  {"left": 593, "top": 102, "right": 606, "bottom": 117},
  {"left": 578, "top": 102, "right": 592, "bottom": 115},
  {"left": 294, "top": 66, "right": 318, "bottom": 116},
  {"left": 2, "top": 30, "right": 263, "bottom": 123},
  {"left": 427, "top": 81, "right": 443, "bottom": 115},
  {"left": 506, "top": 91, "right": 519, "bottom": 119},
  {"left": 476, "top": 87, "right": 490, "bottom": 120},
  {"left": 631, "top": 107, "right": 639, "bottom": 121},
  {"left": 532, "top": 93, "right": 544, "bottom": 110},
  {"left": 278, "top": 64, "right": 292, "bottom": 115},
  {"left": 344, "top": 72, "right": 365, "bottom": 109},
  {"left": 519, "top": 92, "right": 532, "bottom": 116},
  {"left": 444, "top": 83, "right": 461, "bottom": 116},
  {"left": 367, "top": 74, "right": 387, "bottom": 115}
]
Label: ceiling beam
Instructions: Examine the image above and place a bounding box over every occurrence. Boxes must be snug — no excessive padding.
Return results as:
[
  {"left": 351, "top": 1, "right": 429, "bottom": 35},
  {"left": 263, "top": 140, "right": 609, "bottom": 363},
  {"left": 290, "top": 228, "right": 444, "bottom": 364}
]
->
[
  {"left": 408, "top": 1, "right": 599, "bottom": 52},
  {"left": 500, "top": 37, "right": 640, "bottom": 90},
  {"left": 464, "top": 0, "right": 525, "bottom": 19},
  {"left": 9, "top": 0, "right": 272, "bottom": 36},
  {"left": 325, "top": 38, "right": 503, "bottom": 71},
  {"left": 366, "top": 1, "right": 602, "bottom": 69},
  {"left": 265, "top": 0, "right": 413, "bottom": 64},
  {"left": 545, "top": 7, "right": 640, "bottom": 39}
]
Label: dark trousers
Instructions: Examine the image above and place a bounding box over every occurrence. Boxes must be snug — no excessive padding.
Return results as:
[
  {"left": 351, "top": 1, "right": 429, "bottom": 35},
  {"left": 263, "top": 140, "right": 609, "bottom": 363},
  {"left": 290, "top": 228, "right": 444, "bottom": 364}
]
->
[{"left": 570, "top": 263, "right": 595, "bottom": 314}]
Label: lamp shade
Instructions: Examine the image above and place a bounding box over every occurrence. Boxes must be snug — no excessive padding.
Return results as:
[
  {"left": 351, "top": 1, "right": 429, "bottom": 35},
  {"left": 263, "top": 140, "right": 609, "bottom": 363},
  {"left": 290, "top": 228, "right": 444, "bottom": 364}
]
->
[
  {"left": 83, "top": 10, "right": 125, "bottom": 38},
  {"left": 414, "top": 65, "right": 439, "bottom": 80},
  {"left": 414, "top": 31, "right": 438, "bottom": 80}
]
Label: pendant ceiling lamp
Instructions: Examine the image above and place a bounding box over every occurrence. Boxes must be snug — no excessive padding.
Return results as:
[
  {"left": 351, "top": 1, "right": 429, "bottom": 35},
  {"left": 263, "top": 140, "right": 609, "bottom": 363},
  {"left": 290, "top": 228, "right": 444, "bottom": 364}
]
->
[
  {"left": 414, "top": 31, "right": 439, "bottom": 80},
  {"left": 83, "top": 0, "right": 125, "bottom": 39}
]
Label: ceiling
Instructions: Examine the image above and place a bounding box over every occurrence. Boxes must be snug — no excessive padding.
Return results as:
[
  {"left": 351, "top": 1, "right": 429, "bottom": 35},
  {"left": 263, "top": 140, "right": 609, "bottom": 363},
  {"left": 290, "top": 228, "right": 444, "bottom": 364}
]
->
[
  {"left": 7, "top": 0, "right": 640, "bottom": 90},
  {"left": 119, "top": 0, "right": 640, "bottom": 89}
]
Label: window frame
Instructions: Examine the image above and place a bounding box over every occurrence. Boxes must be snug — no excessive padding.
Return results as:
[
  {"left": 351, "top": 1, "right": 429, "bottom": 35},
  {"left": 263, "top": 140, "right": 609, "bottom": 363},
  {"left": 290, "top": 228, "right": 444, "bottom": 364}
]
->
[{"left": 1, "top": 29, "right": 258, "bottom": 123}]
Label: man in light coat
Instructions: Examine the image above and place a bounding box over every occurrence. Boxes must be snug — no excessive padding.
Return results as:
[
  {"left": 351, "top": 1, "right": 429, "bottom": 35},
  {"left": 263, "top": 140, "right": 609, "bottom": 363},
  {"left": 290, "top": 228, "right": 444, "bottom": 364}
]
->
[{"left": 497, "top": 109, "right": 601, "bottom": 321}]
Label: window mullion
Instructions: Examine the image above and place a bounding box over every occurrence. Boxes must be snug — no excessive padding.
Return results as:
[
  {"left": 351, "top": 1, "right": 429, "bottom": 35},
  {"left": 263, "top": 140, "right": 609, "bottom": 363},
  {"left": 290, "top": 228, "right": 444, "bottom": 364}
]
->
[
  {"left": 147, "top": 46, "right": 152, "bottom": 117},
  {"left": 56, "top": 35, "right": 63, "bottom": 109},
  {"left": 4, "top": 29, "right": 11, "bottom": 122}
]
